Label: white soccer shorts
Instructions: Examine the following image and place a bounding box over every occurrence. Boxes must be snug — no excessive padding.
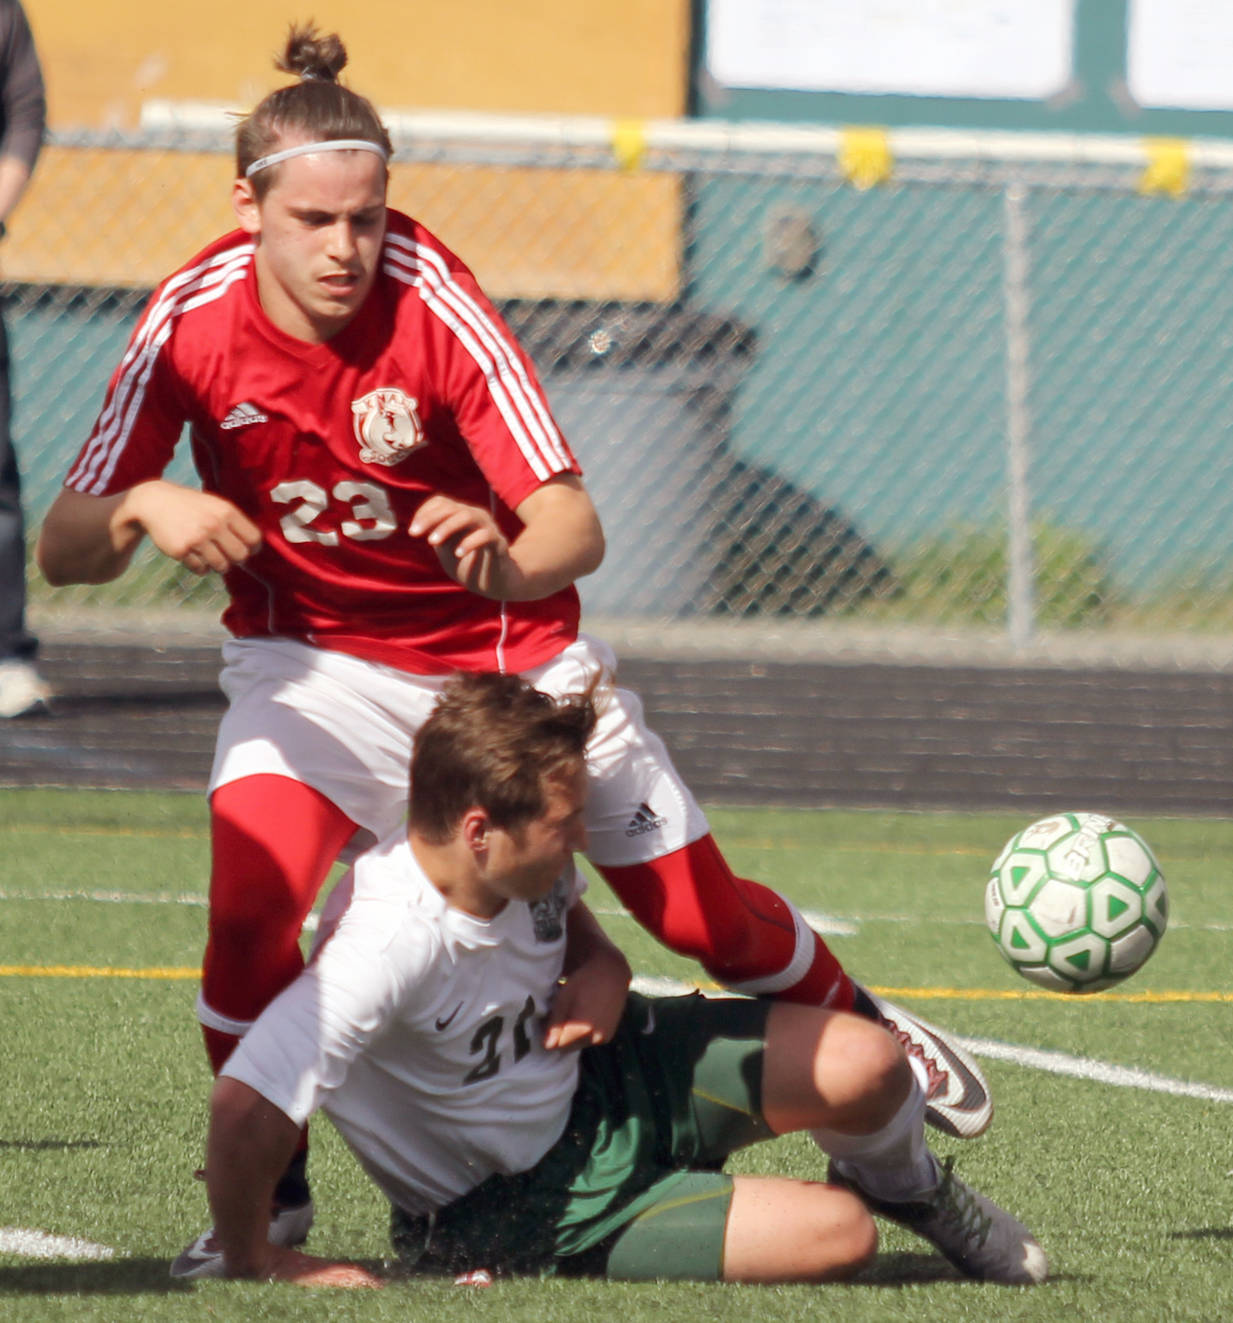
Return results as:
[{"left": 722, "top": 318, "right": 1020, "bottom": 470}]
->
[{"left": 208, "top": 633, "right": 710, "bottom": 867}]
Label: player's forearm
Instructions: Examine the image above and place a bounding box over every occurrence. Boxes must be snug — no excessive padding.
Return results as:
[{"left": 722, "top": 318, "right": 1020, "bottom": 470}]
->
[
  {"left": 561, "top": 901, "right": 629, "bottom": 979},
  {"left": 35, "top": 486, "right": 150, "bottom": 585},
  {"left": 207, "top": 1078, "right": 301, "bottom": 1279},
  {"left": 505, "top": 523, "right": 603, "bottom": 598},
  {"left": 506, "top": 477, "right": 605, "bottom": 600},
  {"left": 546, "top": 902, "right": 631, "bottom": 1049}
]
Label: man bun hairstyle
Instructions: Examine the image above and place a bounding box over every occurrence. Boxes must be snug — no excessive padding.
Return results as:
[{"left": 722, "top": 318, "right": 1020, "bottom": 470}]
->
[
  {"left": 236, "top": 22, "right": 393, "bottom": 195},
  {"left": 280, "top": 26, "right": 348, "bottom": 82},
  {"left": 409, "top": 672, "right": 601, "bottom": 845}
]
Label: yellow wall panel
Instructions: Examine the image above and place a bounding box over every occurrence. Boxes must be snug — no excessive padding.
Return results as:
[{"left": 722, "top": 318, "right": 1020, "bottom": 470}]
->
[
  {"left": 20, "top": 2, "right": 690, "bottom": 300},
  {"left": 385, "top": 166, "right": 682, "bottom": 302},
  {"left": 6, "top": 148, "right": 235, "bottom": 287},
  {"left": 6, "top": 147, "right": 680, "bottom": 302},
  {"left": 32, "top": 1, "right": 690, "bottom": 131}
]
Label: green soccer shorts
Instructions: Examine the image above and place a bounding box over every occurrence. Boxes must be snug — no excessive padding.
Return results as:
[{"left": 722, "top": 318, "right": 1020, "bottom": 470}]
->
[{"left": 390, "top": 991, "right": 776, "bottom": 1281}]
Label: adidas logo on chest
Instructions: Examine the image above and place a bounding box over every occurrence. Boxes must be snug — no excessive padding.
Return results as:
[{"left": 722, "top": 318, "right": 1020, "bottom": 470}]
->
[{"left": 220, "top": 402, "right": 270, "bottom": 431}]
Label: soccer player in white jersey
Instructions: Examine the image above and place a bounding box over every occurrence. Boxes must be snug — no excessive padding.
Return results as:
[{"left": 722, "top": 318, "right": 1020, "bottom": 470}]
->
[
  {"left": 192, "top": 672, "right": 1045, "bottom": 1287},
  {"left": 36, "top": 22, "right": 991, "bottom": 1244}
]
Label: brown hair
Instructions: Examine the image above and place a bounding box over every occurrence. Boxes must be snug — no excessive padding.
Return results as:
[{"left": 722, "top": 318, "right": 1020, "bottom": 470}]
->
[
  {"left": 235, "top": 23, "right": 392, "bottom": 197},
  {"left": 409, "top": 672, "right": 600, "bottom": 844}
]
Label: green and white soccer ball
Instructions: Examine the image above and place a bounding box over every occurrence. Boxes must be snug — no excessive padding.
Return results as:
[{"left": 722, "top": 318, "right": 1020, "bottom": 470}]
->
[{"left": 984, "top": 812, "right": 1167, "bottom": 993}]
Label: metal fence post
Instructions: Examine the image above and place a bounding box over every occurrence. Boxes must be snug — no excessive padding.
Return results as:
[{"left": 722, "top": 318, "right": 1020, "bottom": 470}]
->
[{"left": 1002, "top": 180, "right": 1035, "bottom": 650}]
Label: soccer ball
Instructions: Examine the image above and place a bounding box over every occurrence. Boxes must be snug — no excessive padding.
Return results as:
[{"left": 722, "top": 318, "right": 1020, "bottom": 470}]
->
[{"left": 984, "top": 812, "right": 1167, "bottom": 993}]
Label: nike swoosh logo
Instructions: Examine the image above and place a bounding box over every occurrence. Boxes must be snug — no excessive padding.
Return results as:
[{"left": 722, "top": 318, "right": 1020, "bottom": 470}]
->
[
  {"left": 435, "top": 1003, "right": 463, "bottom": 1031},
  {"left": 640, "top": 1004, "right": 656, "bottom": 1035},
  {"left": 873, "top": 998, "right": 990, "bottom": 1138},
  {"left": 927, "top": 1036, "right": 985, "bottom": 1110},
  {"left": 915, "top": 1034, "right": 989, "bottom": 1139}
]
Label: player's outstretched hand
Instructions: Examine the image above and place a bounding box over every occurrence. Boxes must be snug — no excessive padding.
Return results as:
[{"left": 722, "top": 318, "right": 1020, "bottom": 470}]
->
[
  {"left": 128, "top": 480, "right": 262, "bottom": 575},
  {"left": 263, "top": 1246, "right": 384, "bottom": 1288},
  {"left": 410, "top": 494, "right": 517, "bottom": 599}
]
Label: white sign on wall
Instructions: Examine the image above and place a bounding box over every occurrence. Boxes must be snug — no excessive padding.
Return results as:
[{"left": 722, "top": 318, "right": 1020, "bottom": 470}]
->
[
  {"left": 705, "top": 0, "right": 1076, "bottom": 102},
  {"left": 1127, "top": 0, "right": 1233, "bottom": 111}
]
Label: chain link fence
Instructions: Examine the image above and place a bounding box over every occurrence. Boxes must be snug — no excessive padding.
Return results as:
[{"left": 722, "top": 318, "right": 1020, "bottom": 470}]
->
[{"left": 15, "top": 116, "right": 1233, "bottom": 664}]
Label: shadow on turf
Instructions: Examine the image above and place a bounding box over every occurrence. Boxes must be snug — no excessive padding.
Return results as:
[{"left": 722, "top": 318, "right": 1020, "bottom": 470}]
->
[
  {"left": 0, "top": 1261, "right": 192, "bottom": 1294},
  {"left": 846, "top": 1252, "right": 1077, "bottom": 1287},
  {"left": 0, "top": 1258, "right": 392, "bottom": 1293},
  {"left": 0, "top": 1255, "right": 1073, "bottom": 1292},
  {"left": 1171, "top": 1228, "right": 1233, "bottom": 1241},
  {"left": 846, "top": 1252, "right": 970, "bottom": 1284}
]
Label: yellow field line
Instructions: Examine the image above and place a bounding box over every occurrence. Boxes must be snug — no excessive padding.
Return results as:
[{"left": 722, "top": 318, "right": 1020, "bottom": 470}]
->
[
  {"left": 0, "top": 966, "right": 1229, "bottom": 1004},
  {"left": 0, "top": 964, "right": 199, "bottom": 979}
]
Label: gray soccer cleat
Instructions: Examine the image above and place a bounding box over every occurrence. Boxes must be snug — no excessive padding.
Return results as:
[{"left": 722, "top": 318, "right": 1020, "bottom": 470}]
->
[
  {"left": 169, "top": 1199, "right": 315, "bottom": 1280},
  {"left": 830, "top": 1156, "right": 1048, "bottom": 1285},
  {"left": 856, "top": 986, "right": 993, "bottom": 1138}
]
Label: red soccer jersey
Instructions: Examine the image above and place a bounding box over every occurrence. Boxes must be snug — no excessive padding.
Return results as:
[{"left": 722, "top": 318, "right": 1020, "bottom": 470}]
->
[{"left": 66, "top": 210, "right": 582, "bottom": 674}]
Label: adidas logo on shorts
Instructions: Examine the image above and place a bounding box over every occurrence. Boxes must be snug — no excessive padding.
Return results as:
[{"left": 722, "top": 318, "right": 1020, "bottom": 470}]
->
[{"left": 625, "top": 802, "right": 668, "bottom": 838}]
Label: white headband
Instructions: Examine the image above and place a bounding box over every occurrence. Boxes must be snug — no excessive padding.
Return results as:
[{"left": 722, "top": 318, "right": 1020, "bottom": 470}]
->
[{"left": 245, "top": 138, "right": 390, "bottom": 178}]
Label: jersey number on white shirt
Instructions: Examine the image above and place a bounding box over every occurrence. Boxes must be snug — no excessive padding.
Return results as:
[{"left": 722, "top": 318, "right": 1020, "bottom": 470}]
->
[
  {"left": 463, "top": 994, "right": 538, "bottom": 1085},
  {"left": 271, "top": 479, "right": 398, "bottom": 545}
]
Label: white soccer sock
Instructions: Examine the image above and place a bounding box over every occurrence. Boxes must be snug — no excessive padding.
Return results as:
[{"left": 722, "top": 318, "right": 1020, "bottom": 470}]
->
[{"left": 811, "top": 1054, "right": 939, "bottom": 1202}]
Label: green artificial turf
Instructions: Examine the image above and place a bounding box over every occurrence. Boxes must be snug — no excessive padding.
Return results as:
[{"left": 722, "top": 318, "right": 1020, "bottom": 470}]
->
[{"left": 2, "top": 788, "right": 1232, "bottom": 1321}]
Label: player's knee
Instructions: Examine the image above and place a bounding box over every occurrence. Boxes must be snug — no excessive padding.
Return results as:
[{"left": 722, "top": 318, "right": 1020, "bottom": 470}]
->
[
  {"left": 203, "top": 906, "right": 306, "bottom": 1018},
  {"left": 209, "top": 822, "right": 313, "bottom": 933},
  {"left": 208, "top": 865, "right": 307, "bottom": 986},
  {"left": 696, "top": 927, "right": 768, "bottom": 980},
  {"left": 207, "top": 903, "right": 298, "bottom": 958},
  {"left": 799, "top": 1013, "right": 917, "bottom": 1136},
  {"left": 693, "top": 882, "right": 794, "bottom": 979},
  {"left": 830, "top": 1192, "right": 878, "bottom": 1277},
  {"left": 668, "top": 916, "right": 755, "bottom": 973},
  {"left": 792, "top": 1187, "right": 877, "bottom": 1282}
]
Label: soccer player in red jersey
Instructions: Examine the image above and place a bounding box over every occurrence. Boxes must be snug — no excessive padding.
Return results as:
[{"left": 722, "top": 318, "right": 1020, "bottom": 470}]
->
[{"left": 37, "top": 24, "right": 990, "bottom": 1254}]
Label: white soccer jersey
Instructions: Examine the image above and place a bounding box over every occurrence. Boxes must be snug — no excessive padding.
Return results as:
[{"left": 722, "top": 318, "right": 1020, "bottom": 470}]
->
[{"left": 221, "top": 831, "right": 583, "bottom": 1214}]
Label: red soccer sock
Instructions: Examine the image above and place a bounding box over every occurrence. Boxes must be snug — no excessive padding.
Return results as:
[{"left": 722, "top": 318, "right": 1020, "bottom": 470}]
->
[
  {"left": 599, "top": 834, "right": 856, "bottom": 1009},
  {"left": 201, "top": 775, "right": 359, "bottom": 1072},
  {"left": 203, "top": 1025, "right": 241, "bottom": 1075}
]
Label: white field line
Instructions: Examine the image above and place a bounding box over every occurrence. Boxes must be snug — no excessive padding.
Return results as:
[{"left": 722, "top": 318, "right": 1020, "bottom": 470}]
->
[
  {"left": 0, "top": 888, "right": 207, "bottom": 907},
  {"left": 0, "top": 891, "right": 860, "bottom": 934},
  {"left": 5, "top": 890, "right": 1232, "bottom": 934},
  {"left": 629, "top": 975, "right": 1233, "bottom": 1105},
  {"left": 0, "top": 1228, "right": 114, "bottom": 1260},
  {"left": 958, "top": 1035, "right": 1233, "bottom": 1104}
]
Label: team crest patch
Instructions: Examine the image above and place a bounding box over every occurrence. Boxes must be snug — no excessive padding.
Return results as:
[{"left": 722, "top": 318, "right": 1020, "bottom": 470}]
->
[
  {"left": 528, "top": 874, "right": 569, "bottom": 943},
  {"left": 350, "top": 387, "right": 426, "bottom": 466}
]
